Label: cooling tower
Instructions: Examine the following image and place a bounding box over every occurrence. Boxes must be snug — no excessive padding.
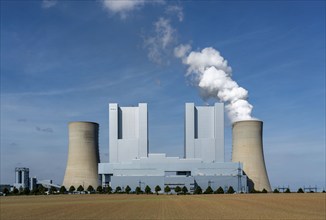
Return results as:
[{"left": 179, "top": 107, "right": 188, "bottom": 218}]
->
[
  {"left": 232, "top": 120, "right": 271, "bottom": 192},
  {"left": 63, "top": 122, "right": 100, "bottom": 189}
]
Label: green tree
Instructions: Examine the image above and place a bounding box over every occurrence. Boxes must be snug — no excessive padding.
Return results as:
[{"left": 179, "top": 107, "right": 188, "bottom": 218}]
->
[
  {"left": 19, "top": 186, "right": 24, "bottom": 194},
  {"left": 194, "top": 186, "right": 202, "bottom": 194},
  {"left": 273, "top": 189, "right": 280, "bottom": 193},
  {"left": 115, "top": 186, "right": 121, "bottom": 193},
  {"left": 2, "top": 187, "right": 9, "bottom": 195},
  {"left": 87, "top": 185, "right": 94, "bottom": 192},
  {"left": 38, "top": 185, "right": 45, "bottom": 195},
  {"left": 59, "top": 186, "right": 67, "bottom": 194},
  {"left": 23, "top": 188, "right": 30, "bottom": 195},
  {"left": 69, "top": 185, "right": 76, "bottom": 193},
  {"left": 13, "top": 187, "right": 19, "bottom": 195},
  {"left": 284, "top": 188, "right": 291, "bottom": 193},
  {"left": 125, "top": 185, "right": 131, "bottom": 194},
  {"left": 215, "top": 186, "right": 224, "bottom": 194},
  {"left": 262, "top": 188, "right": 268, "bottom": 193},
  {"left": 49, "top": 186, "right": 57, "bottom": 194},
  {"left": 204, "top": 186, "right": 213, "bottom": 194},
  {"left": 106, "top": 186, "right": 112, "bottom": 194},
  {"left": 135, "top": 186, "right": 142, "bottom": 195},
  {"left": 145, "top": 185, "right": 151, "bottom": 194},
  {"left": 174, "top": 186, "right": 181, "bottom": 194},
  {"left": 164, "top": 185, "right": 171, "bottom": 194},
  {"left": 182, "top": 186, "right": 188, "bottom": 194},
  {"left": 297, "top": 188, "right": 304, "bottom": 193},
  {"left": 96, "top": 186, "right": 103, "bottom": 194},
  {"left": 155, "top": 185, "right": 161, "bottom": 195},
  {"left": 77, "top": 185, "right": 84, "bottom": 192},
  {"left": 227, "top": 186, "right": 235, "bottom": 194}
]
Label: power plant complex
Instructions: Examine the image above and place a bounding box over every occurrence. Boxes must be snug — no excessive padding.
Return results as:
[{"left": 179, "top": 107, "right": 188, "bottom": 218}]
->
[{"left": 63, "top": 103, "right": 271, "bottom": 193}]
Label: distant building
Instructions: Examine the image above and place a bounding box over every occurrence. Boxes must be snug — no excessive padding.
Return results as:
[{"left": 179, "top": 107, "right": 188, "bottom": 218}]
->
[
  {"left": 29, "top": 177, "right": 37, "bottom": 191},
  {"left": 14, "top": 167, "right": 29, "bottom": 189}
]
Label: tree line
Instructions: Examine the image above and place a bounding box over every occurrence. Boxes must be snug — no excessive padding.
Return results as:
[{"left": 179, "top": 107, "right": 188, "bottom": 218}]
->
[{"left": 2, "top": 185, "right": 324, "bottom": 196}]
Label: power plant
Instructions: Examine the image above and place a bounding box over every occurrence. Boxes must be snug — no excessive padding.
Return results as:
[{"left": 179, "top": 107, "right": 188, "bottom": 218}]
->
[
  {"left": 63, "top": 103, "right": 271, "bottom": 192},
  {"left": 63, "top": 122, "right": 100, "bottom": 189}
]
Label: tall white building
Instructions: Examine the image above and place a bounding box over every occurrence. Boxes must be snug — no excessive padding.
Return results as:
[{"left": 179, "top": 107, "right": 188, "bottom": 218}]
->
[
  {"left": 109, "top": 103, "right": 148, "bottom": 163},
  {"left": 185, "top": 103, "right": 224, "bottom": 162},
  {"left": 14, "top": 167, "right": 29, "bottom": 189}
]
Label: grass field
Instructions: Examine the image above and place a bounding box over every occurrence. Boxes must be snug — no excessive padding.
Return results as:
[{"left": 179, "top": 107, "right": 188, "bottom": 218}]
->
[{"left": 1, "top": 193, "right": 325, "bottom": 220}]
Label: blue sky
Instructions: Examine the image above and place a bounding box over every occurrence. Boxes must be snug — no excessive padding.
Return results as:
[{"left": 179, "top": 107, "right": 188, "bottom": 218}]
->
[{"left": 1, "top": 0, "right": 325, "bottom": 191}]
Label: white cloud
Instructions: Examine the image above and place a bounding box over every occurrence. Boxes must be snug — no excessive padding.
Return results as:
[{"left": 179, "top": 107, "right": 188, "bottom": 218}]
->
[
  {"left": 42, "top": 0, "right": 57, "bottom": 9},
  {"left": 174, "top": 44, "right": 191, "bottom": 59},
  {"left": 165, "top": 5, "right": 184, "bottom": 22},
  {"left": 102, "top": 0, "right": 146, "bottom": 18},
  {"left": 144, "top": 17, "right": 177, "bottom": 64}
]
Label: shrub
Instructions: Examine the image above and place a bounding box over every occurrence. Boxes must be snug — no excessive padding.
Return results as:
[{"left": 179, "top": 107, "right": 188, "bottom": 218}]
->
[
  {"left": 155, "top": 185, "right": 161, "bottom": 195},
  {"left": 77, "top": 185, "right": 84, "bottom": 192},
  {"left": 145, "top": 185, "right": 151, "bottom": 194},
  {"left": 13, "top": 187, "right": 19, "bottom": 195},
  {"left": 135, "top": 186, "right": 142, "bottom": 195},
  {"left": 227, "top": 186, "right": 235, "bottom": 194},
  {"left": 106, "top": 186, "right": 112, "bottom": 194},
  {"left": 204, "top": 186, "right": 213, "bottom": 194},
  {"left": 194, "top": 186, "right": 202, "bottom": 194},
  {"left": 273, "top": 189, "right": 279, "bottom": 193},
  {"left": 182, "top": 186, "right": 188, "bottom": 194},
  {"left": 164, "top": 186, "right": 171, "bottom": 194},
  {"left": 23, "top": 188, "right": 30, "bottom": 195},
  {"left": 69, "top": 186, "right": 76, "bottom": 193},
  {"left": 284, "top": 188, "right": 291, "bottom": 193},
  {"left": 96, "top": 186, "right": 103, "bottom": 193},
  {"left": 115, "top": 186, "right": 121, "bottom": 193},
  {"left": 174, "top": 186, "right": 181, "bottom": 194},
  {"left": 59, "top": 186, "right": 67, "bottom": 194},
  {"left": 125, "top": 185, "right": 131, "bottom": 194},
  {"left": 215, "top": 186, "right": 224, "bottom": 194},
  {"left": 262, "top": 189, "right": 268, "bottom": 193},
  {"left": 2, "top": 188, "right": 9, "bottom": 195},
  {"left": 297, "top": 188, "right": 304, "bottom": 193}
]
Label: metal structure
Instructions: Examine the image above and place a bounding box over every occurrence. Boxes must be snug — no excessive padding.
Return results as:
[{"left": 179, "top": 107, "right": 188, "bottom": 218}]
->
[
  {"left": 232, "top": 120, "right": 271, "bottom": 192},
  {"left": 63, "top": 122, "right": 100, "bottom": 188}
]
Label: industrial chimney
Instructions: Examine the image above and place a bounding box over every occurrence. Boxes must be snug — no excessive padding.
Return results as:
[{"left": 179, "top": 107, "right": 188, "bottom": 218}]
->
[
  {"left": 63, "top": 122, "right": 100, "bottom": 189},
  {"left": 232, "top": 120, "right": 271, "bottom": 192}
]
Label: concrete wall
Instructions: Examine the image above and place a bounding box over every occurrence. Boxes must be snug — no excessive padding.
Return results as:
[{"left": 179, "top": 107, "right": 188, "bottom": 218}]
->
[
  {"left": 232, "top": 120, "right": 271, "bottom": 192},
  {"left": 185, "top": 103, "right": 224, "bottom": 162},
  {"left": 109, "top": 103, "right": 148, "bottom": 163},
  {"left": 63, "top": 122, "right": 100, "bottom": 189}
]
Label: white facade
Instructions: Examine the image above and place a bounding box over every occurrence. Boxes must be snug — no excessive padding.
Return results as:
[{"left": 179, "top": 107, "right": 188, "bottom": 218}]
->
[
  {"left": 109, "top": 103, "right": 148, "bottom": 163},
  {"left": 185, "top": 103, "right": 224, "bottom": 162},
  {"left": 14, "top": 167, "right": 29, "bottom": 189}
]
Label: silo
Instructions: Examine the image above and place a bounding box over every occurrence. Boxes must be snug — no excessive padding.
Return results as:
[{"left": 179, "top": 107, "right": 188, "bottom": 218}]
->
[
  {"left": 232, "top": 120, "right": 271, "bottom": 192},
  {"left": 63, "top": 122, "right": 100, "bottom": 189}
]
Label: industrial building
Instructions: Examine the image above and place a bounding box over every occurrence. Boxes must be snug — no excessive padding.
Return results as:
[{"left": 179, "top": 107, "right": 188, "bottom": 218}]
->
[
  {"left": 98, "top": 103, "right": 248, "bottom": 193},
  {"left": 64, "top": 102, "right": 271, "bottom": 193}
]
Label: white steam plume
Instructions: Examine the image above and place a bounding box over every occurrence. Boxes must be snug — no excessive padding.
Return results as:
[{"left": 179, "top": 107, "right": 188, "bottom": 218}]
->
[{"left": 174, "top": 44, "right": 254, "bottom": 122}]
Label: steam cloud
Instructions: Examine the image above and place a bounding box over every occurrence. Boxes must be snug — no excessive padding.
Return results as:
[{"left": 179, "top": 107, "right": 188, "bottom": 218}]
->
[{"left": 174, "top": 44, "right": 254, "bottom": 122}]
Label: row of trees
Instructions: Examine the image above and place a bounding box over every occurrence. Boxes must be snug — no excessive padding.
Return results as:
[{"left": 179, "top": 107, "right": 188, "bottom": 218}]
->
[{"left": 3, "top": 185, "right": 324, "bottom": 196}]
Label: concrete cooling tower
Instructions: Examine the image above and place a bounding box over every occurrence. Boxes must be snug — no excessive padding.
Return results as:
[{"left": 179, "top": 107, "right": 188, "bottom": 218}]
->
[
  {"left": 232, "top": 120, "right": 271, "bottom": 192},
  {"left": 63, "top": 122, "right": 100, "bottom": 189}
]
